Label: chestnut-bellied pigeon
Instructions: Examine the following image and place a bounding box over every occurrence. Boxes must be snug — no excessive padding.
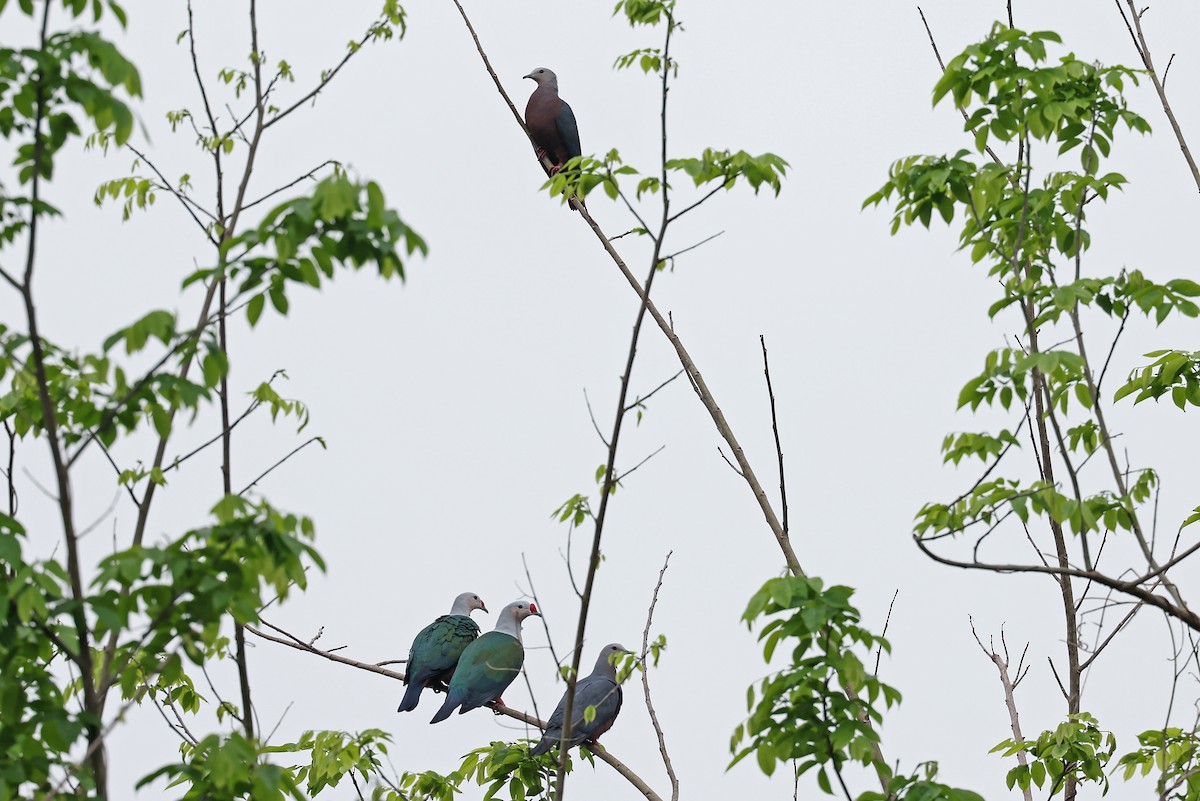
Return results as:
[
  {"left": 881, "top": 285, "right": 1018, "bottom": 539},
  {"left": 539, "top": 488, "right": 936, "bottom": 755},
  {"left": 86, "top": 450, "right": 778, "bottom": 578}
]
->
[
  {"left": 529, "top": 643, "right": 630, "bottom": 755},
  {"left": 429, "top": 600, "right": 541, "bottom": 724},
  {"left": 523, "top": 67, "right": 582, "bottom": 175},
  {"left": 397, "top": 592, "right": 488, "bottom": 713}
]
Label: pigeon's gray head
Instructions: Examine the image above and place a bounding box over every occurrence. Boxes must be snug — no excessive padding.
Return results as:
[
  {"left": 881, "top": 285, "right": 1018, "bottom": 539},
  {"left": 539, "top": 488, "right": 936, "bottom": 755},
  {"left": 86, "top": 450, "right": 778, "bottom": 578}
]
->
[
  {"left": 523, "top": 67, "right": 559, "bottom": 89},
  {"left": 596, "top": 643, "right": 632, "bottom": 674},
  {"left": 509, "top": 600, "right": 540, "bottom": 620},
  {"left": 498, "top": 600, "right": 541, "bottom": 622},
  {"left": 494, "top": 600, "right": 541, "bottom": 640},
  {"left": 452, "top": 592, "right": 488, "bottom": 615}
]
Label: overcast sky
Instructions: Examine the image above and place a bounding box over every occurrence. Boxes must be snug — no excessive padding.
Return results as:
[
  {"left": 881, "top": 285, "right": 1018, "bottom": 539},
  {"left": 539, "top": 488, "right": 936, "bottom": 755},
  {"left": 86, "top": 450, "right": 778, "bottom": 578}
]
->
[{"left": 6, "top": 0, "right": 1200, "bottom": 798}]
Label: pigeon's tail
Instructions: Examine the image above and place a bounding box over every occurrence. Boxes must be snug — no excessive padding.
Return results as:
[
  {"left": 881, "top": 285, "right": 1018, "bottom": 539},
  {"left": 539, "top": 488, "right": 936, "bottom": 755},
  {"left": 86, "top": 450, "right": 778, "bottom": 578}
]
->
[
  {"left": 429, "top": 693, "right": 458, "bottom": 724},
  {"left": 529, "top": 737, "right": 553, "bottom": 757},
  {"left": 396, "top": 680, "right": 423, "bottom": 713}
]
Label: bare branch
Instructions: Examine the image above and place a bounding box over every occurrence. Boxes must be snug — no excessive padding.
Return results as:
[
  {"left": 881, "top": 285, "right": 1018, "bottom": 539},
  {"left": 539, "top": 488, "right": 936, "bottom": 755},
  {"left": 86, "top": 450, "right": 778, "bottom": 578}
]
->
[
  {"left": 914, "top": 537, "right": 1200, "bottom": 631},
  {"left": 583, "top": 387, "right": 610, "bottom": 449},
  {"left": 521, "top": 553, "right": 564, "bottom": 674},
  {"left": 264, "top": 27, "right": 376, "bottom": 129},
  {"left": 614, "top": 445, "right": 666, "bottom": 484},
  {"left": 873, "top": 590, "right": 899, "bottom": 675},
  {"left": 1115, "top": 0, "right": 1200, "bottom": 193},
  {"left": 760, "top": 336, "right": 788, "bottom": 536},
  {"left": 624, "top": 370, "right": 685, "bottom": 414},
  {"left": 660, "top": 231, "right": 725, "bottom": 263},
  {"left": 641, "top": 552, "right": 678, "bottom": 800},
  {"left": 971, "top": 619, "right": 1033, "bottom": 801},
  {"left": 248, "top": 620, "right": 406, "bottom": 682},
  {"left": 126, "top": 145, "right": 218, "bottom": 241},
  {"left": 241, "top": 159, "right": 338, "bottom": 213},
  {"left": 916, "top": 7, "right": 1007, "bottom": 169},
  {"left": 239, "top": 436, "right": 324, "bottom": 496}
]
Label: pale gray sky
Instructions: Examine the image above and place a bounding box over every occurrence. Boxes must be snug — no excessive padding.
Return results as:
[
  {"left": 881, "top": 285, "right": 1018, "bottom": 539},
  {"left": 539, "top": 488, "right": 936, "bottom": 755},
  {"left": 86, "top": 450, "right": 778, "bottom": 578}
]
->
[{"left": 6, "top": 0, "right": 1200, "bottom": 798}]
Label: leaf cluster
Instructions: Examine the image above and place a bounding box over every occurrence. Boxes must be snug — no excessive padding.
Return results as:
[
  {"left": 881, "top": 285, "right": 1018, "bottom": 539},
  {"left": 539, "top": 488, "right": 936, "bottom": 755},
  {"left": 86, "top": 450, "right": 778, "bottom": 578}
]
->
[
  {"left": 457, "top": 741, "right": 581, "bottom": 801},
  {"left": 550, "top": 148, "right": 788, "bottom": 207},
  {"left": 95, "top": 496, "right": 323, "bottom": 666},
  {"left": 0, "top": 516, "right": 85, "bottom": 797},
  {"left": 730, "top": 577, "right": 899, "bottom": 788},
  {"left": 992, "top": 713, "right": 1115, "bottom": 796},
  {"left": 185, "top": 173, "right": 425, "bottom": 325},
  {"left": 0, "top": 20, "right": 140, "bottom": 184}
]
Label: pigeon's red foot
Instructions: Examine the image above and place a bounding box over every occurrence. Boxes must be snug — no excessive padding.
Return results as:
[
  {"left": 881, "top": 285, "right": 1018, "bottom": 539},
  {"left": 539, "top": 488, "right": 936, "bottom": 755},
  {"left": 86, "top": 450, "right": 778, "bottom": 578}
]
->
[
  {"left": 535, "top": 148, "right": 548, "bottom": 161},
  {"left": 548, "top": 164, "right": 563, "bottom": 175}
]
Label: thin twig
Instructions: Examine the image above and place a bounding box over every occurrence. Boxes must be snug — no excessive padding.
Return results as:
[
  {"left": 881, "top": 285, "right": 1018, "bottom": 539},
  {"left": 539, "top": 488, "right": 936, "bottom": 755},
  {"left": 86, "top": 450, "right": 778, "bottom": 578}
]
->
[
  {"left": 238, "top": 437, "right": 323, "bottom": 496},
  {"left": 641, "top": 552, "right": 679, "bottom": 800},
  {"left": 613, "top": 444, "right": 666, "bottom": 483},
  {"left": 241, "top": 160, "right": 337, "bottom": 213},
  {"left": 660, "top": 231, "right": 725, "bottom": 262},
  {"left": 624, "top": 370, "right": 685, "bottom": 414},
  {"left": 264, "top": 27, "right": 376, "bottom": 129},
  {"left": 760, "top": 336, "right": 788, "bottom": 536},
  {"left": 916, "top": 7, "right": 1007, "bottom": 169},
  {"left": 521, "top": 553, "right": 563, "bottom": 675},
  {"left": 583, "top": 387, "right": 610, "bottom": 448},
  {"left": 126, "top": 145, "right": 218, "bottom": 239},
  {"left": 873, "top": 590, "right": 899, "bottom": 675}
]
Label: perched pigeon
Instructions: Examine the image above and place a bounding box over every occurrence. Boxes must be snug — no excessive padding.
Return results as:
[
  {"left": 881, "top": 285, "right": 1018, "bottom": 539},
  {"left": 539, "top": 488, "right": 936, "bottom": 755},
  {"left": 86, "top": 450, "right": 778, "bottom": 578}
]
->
[
  {"left": 523, "top": 67, "right": 582, "bottom": 175},
  {"left": 429, "top": 600, "right": 541, "bottom": 724},
  {"left": 530, "top": 643, "right": 630, "bottom": 755},
  {"left": 396, "top": 592, "right": 487, "bottom": 713}
]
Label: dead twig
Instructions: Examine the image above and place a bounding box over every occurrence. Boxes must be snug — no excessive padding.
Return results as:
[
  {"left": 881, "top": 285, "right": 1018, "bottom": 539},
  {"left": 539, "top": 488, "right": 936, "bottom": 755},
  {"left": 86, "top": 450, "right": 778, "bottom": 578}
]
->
[{"left": 971, "top": 619, "right": 1033, "bottom": 801}]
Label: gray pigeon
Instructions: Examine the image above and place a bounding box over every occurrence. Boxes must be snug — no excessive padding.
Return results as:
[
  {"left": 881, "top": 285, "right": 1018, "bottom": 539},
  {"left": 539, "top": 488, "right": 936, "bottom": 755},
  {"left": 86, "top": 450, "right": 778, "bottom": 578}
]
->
[{"left": 530, "top": 643, "right": 630, "bottom": 755}]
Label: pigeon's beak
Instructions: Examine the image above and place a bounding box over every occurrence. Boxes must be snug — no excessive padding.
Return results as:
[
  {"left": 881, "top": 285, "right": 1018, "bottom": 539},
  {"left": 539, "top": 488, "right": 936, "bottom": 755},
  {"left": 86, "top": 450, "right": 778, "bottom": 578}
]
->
[
  {"left": 529, "top": 602, "right": 542, "bottom": 617},
  {"left": 480, "top": 602, "right": 489, "bottom": 614},
  {"left": 523, "top": 72, "right": 535, "bottom": 81}
]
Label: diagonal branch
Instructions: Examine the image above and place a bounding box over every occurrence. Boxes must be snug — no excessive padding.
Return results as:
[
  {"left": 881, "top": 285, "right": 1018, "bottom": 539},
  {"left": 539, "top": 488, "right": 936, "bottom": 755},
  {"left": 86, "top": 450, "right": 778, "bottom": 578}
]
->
[
  {"left": 238, "top": 436, "right": 324, "bottom": 496},
  {"left": 449, "top": 0, "right": 798, "bottom": 579},
  {"left": 264, "top": 22, "right": 383, "bottom": 130},
  {"left": 1114, "top": 0, "right": 1200, "bottom": 193}
]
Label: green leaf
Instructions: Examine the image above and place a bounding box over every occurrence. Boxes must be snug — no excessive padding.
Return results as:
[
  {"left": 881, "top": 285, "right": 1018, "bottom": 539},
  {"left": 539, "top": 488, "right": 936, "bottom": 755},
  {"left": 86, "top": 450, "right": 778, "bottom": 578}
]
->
[{"left": 247, "top": 293, "right": 265, "bottom": 326}]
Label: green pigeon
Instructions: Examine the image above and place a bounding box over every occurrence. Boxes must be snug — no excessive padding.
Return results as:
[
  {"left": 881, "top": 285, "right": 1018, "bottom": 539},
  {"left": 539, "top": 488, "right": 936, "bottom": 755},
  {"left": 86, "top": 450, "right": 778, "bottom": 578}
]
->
[
  {"left": 530, "top": 643, "right": 630, "bottom": 755},
  {"left": 429, "top": 600, "right": 541, "bottom": 724},
  {"left": 397, "top": 592, "right": 487, "bottom": 713}
]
